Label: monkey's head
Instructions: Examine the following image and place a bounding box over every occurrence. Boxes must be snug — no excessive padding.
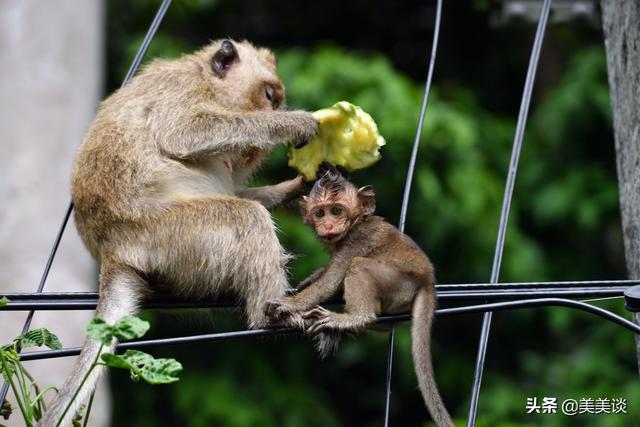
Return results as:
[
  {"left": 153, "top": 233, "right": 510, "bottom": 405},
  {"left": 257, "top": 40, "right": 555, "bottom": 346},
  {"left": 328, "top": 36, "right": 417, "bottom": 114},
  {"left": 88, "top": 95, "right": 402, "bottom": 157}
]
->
[
  {"left": 301, "top": 164, "right": 376, "bottom": 244},
  {"left": 196, "top": 38, "right": 284, "bottom": 112}
]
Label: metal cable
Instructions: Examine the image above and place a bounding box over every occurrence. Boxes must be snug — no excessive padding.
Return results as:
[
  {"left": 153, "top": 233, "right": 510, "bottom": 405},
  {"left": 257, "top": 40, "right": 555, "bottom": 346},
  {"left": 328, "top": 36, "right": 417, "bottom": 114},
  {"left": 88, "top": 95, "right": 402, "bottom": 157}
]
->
[
  {"left": 19, "top": 297, "right": 640, "bottom": 362},
  {"left": 466, "top": 1, "right": 552, "bottom": 425},
  {"left": 3, "top": 279, "right": 636, "bottom": 302},
  {"left": 384, "top": 1, "right": 443, "bottom": 425},
  {"left": 0, "top": 0, "right": 173, "bottom": 406},
  {"left": 2, "top": 285, "right": 632, "bottom": 311}
]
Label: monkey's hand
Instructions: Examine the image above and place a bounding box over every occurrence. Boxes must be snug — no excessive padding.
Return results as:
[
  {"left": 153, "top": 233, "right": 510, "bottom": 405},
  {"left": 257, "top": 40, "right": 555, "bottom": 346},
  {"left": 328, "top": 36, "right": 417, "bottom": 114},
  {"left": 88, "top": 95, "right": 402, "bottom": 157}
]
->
[
  {"left": 290, "top": 111, "right": 320, "bottom": 149},
  {"left": 280, "top": 175, "right": 307, "bottom": 200},
  {"left": 264, "top": 298, "right": 301, "bottom": 321},
  {"left": 304, "top": 306, "right": 374, "bottom": 335}
]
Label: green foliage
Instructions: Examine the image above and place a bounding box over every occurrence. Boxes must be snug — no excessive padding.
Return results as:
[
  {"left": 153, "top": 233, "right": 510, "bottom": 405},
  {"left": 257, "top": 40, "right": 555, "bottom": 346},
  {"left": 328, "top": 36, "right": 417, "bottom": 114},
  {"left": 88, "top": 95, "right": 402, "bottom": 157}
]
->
[
  {"left": 86, "top": 316, "right": 150, "bottom": 346},
  {"left": 0, "top": 297, "right": 8, "bottom": 308},
  {"left": 0, "top": 315, "right": 181, "bottom": 426},
  {"left": 101, "top": 350, "right": 182, "bottom": 384},
  {"left": 61, "top": 315, "right": 181, "bottom": 426},
  {"left": 0, "top": 328, "right": 63, "bottom": 426},
  {"left": 17, "top": 329, "right": 62, "bottom": 351}
]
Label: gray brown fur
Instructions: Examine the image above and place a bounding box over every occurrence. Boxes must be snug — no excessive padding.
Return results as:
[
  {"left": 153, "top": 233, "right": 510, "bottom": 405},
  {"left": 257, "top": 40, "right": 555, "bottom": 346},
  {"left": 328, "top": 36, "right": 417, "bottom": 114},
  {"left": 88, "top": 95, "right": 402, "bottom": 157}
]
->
[
  {"left": 265, "top": 168, "right": 454, "bottom": 427},
  {"left": 39, "top": 39, "right": 316, "bottom": 426}
]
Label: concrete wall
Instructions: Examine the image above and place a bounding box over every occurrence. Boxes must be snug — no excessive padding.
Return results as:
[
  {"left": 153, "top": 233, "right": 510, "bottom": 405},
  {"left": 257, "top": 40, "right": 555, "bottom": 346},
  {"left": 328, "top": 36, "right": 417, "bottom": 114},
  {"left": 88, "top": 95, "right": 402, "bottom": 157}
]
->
[{"left": 0, "top": 1, "right": 108, "bottom": 425}]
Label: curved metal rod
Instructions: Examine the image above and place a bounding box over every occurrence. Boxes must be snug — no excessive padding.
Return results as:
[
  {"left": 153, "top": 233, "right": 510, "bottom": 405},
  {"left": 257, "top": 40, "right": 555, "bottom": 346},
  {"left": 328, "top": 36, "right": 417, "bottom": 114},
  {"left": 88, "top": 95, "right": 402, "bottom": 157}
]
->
[
  {"left": 20, "top": 298, "right": 637, "bottom": 364},
  {"left": 468, "top": 1, "right": 552, "bottom": 425},
  {"left": 0, "top": 0, "right": 174, "bottom": 405},
  {"left": 385, "top": 1, "right": 444, "bottom": 424}
]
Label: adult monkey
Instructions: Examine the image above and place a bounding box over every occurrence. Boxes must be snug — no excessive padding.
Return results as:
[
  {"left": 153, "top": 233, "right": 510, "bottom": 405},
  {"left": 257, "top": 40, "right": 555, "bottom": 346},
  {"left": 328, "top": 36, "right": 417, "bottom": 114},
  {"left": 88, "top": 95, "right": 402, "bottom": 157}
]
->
[{"left": 39, "top": 39, "right": 317, "bottom": 426}]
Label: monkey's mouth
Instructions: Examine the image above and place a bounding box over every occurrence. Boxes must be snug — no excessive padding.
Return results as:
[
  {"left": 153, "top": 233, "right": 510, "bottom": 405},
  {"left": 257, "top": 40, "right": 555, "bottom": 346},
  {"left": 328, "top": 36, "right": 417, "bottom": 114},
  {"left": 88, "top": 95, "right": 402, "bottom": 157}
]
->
[{"left": 319, "top": 232, "right": 345, "bottom": 244}]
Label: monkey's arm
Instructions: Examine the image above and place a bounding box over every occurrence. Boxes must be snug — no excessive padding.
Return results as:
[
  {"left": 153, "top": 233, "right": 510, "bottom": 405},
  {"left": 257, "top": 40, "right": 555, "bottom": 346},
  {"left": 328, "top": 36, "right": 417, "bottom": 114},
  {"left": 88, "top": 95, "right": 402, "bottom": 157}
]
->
[
  {"left": 157, "top": 110, "right": 318, "bottom": 161},
  {"left": 305, "top": 259, "right": 387, "bottom": 335},
  {"left": 296, "top": 267, "right": 326, "bottom": 291},
  {"left": 264, "top": 252, "right": 355, "bottom": 320},
  {"left": 238, "top": 176, "right": 305, "bottom": 209}
]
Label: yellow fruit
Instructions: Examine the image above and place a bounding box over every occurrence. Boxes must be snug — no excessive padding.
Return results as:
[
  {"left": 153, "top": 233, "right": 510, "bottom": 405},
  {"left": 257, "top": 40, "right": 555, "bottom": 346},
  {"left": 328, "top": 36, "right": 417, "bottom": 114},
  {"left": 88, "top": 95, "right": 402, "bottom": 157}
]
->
[{"left": 288, "top": 101, "right": 386, "bottom": 181}]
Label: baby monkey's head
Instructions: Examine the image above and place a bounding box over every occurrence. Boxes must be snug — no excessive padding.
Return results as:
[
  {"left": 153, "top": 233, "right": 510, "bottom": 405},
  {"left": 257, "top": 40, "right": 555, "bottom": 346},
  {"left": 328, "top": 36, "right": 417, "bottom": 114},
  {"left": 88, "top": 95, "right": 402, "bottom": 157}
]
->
[{"left": 301, "top": 163, "right": 376, "bottom": 245}]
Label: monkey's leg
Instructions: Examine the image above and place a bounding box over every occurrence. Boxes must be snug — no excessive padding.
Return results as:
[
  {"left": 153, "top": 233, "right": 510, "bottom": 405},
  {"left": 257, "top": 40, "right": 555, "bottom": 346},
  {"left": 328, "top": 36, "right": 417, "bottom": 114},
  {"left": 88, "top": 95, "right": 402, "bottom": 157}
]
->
[
  {"left": 38, "top": 263, "right": 145, "bottom": 427},
  {"left": 122, "top": 197, "right": 294, "bottom": 329},
  {"left": 238, "top": 175, "right": 305, "bottom": 209}
]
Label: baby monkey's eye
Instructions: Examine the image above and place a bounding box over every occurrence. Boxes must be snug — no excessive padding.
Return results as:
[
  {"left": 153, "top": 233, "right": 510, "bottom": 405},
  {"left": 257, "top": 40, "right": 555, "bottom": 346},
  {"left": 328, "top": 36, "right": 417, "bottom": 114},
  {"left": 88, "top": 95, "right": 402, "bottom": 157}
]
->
[
  {"left": 330, "top": 206, "right": 343, "bottom": 215},
  {"left": 314, "top": 208, "right": 325, "bottom": 218}
]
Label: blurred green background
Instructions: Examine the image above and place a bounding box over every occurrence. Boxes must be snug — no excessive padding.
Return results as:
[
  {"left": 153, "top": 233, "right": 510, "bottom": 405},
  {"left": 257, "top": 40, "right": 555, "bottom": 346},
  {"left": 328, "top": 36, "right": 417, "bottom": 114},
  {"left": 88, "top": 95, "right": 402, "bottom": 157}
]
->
[{"left": 104, "top": 1, "right": 636, "bottom": 426}]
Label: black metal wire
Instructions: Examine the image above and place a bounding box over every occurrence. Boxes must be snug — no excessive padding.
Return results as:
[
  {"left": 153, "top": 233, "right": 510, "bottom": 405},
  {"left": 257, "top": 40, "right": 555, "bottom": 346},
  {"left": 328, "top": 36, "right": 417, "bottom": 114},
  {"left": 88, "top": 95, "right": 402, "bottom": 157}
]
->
[
  {"left": 0, "top": 0, "right": 173, "bottom": 406},
  {"left": 18, "top": 297, "right": 639, "bottom": 362},
  {"left": 467, "top": 1, "right": 552, "bottom": 425},
  {"left": 1, "top": 284, "right": 632, "bottom": 311},
  {"left": 384, "top": 1, "right": 443, "bottom": 424},
  {"left": 2, "top": 279, "right": 636, "bottom": 302}
]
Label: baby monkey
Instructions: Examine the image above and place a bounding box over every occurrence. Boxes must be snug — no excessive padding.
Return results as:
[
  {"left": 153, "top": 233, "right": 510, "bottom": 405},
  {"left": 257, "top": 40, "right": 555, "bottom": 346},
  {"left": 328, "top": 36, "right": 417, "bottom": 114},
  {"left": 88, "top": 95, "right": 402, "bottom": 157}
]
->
[{"left": 265, "top": 164, "right": 454, "bottom": 427}]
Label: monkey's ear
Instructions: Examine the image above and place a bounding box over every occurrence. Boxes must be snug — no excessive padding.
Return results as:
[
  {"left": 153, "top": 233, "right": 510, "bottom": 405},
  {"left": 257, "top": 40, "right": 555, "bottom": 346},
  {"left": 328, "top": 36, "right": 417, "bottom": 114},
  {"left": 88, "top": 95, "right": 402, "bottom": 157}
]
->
[
  {"left": 299, "top": 196, "right": 311, "bottom": 224},
  {"left": 299, "top": 196, "right": 309, "bottom": 219},
  {"left": 357, "top": 185, "right": 376, "bottom": 216},
  {"left": 212, "top": 39, "right": 238, "bottom": 78}
]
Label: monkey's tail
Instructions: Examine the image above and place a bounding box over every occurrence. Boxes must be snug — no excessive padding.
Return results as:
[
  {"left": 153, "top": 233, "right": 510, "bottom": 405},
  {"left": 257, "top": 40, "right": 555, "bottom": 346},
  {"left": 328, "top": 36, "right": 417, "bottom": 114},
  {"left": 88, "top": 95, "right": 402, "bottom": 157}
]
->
[
  {"left": 37, "top": 267, "right": 142, "bottom": 427},
  {"left": 411, "top": 285, "right": 454, "bottom": 427}
]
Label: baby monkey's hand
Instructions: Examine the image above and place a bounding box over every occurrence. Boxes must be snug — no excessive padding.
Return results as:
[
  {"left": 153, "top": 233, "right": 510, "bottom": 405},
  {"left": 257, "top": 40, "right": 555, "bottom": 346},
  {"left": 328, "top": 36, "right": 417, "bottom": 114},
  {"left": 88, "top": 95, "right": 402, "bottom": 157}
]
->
[{"left": 302, "top": 306, "right": 333, "bottom": 335}]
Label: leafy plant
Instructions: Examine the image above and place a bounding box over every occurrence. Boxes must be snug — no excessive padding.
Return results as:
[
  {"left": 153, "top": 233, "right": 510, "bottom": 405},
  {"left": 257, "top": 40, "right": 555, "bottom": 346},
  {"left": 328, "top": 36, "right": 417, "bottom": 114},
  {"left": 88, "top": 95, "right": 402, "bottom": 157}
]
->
[
  {"left": 0, "top": 327, "right": 62, "bottom": 427},
  {"left": 56, "top": 315, "right": 182, "bottom": 426},
  {"left": 0, "top": 311, "right": 182, "bottom": 427}
]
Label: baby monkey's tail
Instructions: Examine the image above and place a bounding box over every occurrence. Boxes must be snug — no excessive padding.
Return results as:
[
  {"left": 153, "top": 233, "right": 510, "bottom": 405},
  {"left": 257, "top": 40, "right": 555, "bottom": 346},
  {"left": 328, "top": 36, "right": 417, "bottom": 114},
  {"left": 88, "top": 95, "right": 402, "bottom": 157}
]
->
[{"left": 411, "top": 283, "right": 454, "bottom": 427}]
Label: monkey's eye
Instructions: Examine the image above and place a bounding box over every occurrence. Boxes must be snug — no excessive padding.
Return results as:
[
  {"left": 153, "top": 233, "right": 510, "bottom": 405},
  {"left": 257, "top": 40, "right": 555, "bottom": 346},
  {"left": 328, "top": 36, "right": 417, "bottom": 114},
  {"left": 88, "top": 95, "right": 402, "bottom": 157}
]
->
[
  {"left": 314, "top": 208, "right": 325, "bottom": 218},
  {"left": 211, "top": 39, "right": 238, "bottom": 78},
  {"left": 265, "top": 84, "right": 280, "bottom": 109},
  {"left": 330, "top": 206, "right": 343, "bottom": 216}
]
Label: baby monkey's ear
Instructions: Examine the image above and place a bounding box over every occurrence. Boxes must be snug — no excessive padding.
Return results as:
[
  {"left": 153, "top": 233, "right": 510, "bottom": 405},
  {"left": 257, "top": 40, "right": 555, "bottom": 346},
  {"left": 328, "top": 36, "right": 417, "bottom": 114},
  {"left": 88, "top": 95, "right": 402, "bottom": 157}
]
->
[
  {"left": 300, "top": 195, "right": 310, "bottom": 223},
  {"left": 357, "top": 185, "right": 376, "bottom": 216}
]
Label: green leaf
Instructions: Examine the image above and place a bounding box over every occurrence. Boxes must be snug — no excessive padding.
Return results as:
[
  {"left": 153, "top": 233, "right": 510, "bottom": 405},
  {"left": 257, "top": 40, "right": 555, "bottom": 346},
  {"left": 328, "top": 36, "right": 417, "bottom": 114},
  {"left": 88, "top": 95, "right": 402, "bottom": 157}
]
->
[
  {"left": 85, "top": 318, "right": 114, "bottom": 346},
  {"left": 17, "top": 329, "right": 62, "bottom": 350},
  {"left": 112, "top": 316, "right": 150, "bottom": 341},
  {"left": 0, "top": 297, "right": 8, "bottom": 309},
  {"left": 101, "top": 350, "right": 182, "bottom": 384},
  {"left": 85, "top": 316, "right": 150, "bottom": 345}
]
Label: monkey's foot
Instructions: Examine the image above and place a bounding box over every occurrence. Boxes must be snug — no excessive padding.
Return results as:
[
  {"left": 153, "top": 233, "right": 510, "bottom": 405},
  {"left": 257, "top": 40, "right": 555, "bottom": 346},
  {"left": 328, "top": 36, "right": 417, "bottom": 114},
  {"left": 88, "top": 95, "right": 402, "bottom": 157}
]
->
[{"left": 264, "top": 298, "right": 300, "bottom": 321}]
